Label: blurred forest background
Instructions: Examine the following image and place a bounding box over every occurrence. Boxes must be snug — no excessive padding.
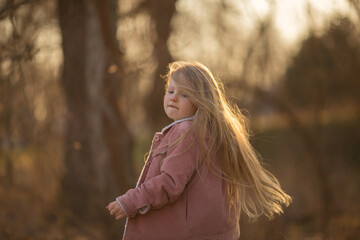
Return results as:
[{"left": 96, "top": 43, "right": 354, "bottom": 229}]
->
[{"left": 0, "top": 0, "right": 359, "bottom": 239}]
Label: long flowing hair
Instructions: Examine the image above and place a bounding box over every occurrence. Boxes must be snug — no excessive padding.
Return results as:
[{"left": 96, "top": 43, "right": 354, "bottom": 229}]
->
[{"left": 164, "top": 61, "right": 292, "bottom": 220}]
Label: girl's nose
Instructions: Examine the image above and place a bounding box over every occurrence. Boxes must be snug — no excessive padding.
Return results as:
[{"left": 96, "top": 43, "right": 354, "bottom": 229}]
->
[{"left": 170, "top": 94, "right": 178, "bottom": 102}]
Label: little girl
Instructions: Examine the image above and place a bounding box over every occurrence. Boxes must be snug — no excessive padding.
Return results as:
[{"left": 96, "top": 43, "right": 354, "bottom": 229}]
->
[{"left": 107, "top": 61, "right": 292, "bottom": 240}]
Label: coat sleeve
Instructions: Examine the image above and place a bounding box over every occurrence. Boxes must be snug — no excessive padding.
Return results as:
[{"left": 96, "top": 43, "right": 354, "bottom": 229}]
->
[{"left": 117, "top": 126, "right": 198, "bottom": 218}]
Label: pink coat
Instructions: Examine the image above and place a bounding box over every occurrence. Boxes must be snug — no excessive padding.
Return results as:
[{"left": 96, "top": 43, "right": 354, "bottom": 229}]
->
[{"left": 117, "top": 119, "right": 240, "bottom": 240}]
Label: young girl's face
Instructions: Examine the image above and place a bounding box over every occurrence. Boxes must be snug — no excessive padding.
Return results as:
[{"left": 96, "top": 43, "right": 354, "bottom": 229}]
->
[{"left": 164, "top": 78, "right": 197, "bottom": 121}]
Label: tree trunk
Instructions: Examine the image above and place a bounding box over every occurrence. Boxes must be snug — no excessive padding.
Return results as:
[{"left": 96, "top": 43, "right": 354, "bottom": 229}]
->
[
  {"left": 145, "top": 0, "right": 177, "bottom": 131},
  {"left": 57, "top": 0, "right": 134, "bottom": 237}
]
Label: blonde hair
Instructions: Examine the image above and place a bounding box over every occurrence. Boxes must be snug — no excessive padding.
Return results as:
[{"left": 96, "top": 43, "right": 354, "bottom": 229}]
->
[{"left": 164, "top": 61, "right": 292, "bottom": 220}]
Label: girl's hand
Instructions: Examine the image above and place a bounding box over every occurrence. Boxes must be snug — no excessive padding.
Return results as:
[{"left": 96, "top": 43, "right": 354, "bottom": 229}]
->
[{"left": 106, "top": 201, "right": 126, "bottom": 220}]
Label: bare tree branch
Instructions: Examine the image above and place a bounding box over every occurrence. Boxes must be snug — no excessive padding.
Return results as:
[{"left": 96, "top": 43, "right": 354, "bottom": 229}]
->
[{"left": 0, "top": 0, "right": 39, "bottom": 20}]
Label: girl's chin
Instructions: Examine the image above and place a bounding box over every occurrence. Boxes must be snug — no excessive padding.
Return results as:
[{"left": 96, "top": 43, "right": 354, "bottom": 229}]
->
[{"left": 166, "top": 111, "right": 177, "bottom": 119}]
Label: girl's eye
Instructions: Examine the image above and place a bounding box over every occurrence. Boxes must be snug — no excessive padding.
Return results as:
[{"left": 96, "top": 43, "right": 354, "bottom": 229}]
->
[
  {"left": 181, "top": 93, "right": 187, "bottom": 98},
  {"left": 167, "top": 90, "right": 174, "bottom": 94}
]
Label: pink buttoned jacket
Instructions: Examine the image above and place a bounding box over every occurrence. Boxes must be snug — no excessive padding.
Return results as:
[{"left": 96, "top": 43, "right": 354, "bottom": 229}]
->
[{"left": 117, "top": 118, "right": 240, "bottom": 240}]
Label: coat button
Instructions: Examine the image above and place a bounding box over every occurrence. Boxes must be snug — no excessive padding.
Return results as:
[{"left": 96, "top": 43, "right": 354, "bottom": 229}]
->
[{"left": 154, "top": 135, "right": 160, "bottom": 141}]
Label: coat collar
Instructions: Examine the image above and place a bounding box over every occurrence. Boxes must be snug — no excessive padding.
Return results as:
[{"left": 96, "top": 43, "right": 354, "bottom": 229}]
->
[{"left": 161, "top": 116, "right": 195, "bottom": 133}]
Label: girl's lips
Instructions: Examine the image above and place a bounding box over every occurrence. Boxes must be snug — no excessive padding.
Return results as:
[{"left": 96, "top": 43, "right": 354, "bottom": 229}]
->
[{"left": 168, "top": 105, "right": 179, "bottom": 109}]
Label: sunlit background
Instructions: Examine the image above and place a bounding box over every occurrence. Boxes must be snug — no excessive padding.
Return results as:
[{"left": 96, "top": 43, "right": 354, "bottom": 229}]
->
[{"left": 0, "top": 0, "right": 359, "bottom": 239}]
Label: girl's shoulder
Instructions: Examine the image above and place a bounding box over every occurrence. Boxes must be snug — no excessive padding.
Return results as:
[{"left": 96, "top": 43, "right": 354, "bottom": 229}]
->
[
  {"left": 165, "top": 119, "right": 194, "bottom": 142},
  {"left": 174, "top": 119, "right": 193, "bottom": 130},
  {"left": 168, "top": 119, "right": 193, "bottom": 133}
]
